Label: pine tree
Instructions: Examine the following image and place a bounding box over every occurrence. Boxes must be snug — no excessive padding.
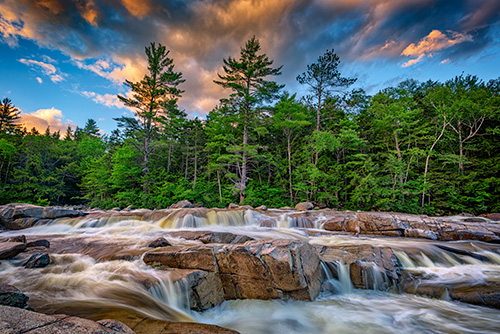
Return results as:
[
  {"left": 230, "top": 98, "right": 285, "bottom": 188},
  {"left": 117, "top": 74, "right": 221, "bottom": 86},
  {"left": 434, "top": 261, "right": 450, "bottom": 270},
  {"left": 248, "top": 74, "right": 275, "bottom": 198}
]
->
[
  {"left": 214, "top": 36, "right": 282, "bottom": 204},
  {"left": 117, "top": 42, "right": 184, "bottom": 192},
  {"left": 0, "top": 98, "right": 21, "bottom": 134}
]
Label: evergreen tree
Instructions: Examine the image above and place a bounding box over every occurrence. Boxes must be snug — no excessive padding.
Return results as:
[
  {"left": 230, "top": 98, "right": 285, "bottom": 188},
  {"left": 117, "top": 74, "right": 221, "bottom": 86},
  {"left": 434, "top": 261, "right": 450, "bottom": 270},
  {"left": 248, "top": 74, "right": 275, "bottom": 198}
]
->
[
  {"left": 0, "top": 98, "right": 21, "bottom": 135},
  {"left": 117, "top": 42, "right": 185, "bottom": 192},
  {"left": 296, "top": 49, "right": 356, "bottom": 164},
  {"left": 214, "top": 36, "right": 282, "bottom": 204}
]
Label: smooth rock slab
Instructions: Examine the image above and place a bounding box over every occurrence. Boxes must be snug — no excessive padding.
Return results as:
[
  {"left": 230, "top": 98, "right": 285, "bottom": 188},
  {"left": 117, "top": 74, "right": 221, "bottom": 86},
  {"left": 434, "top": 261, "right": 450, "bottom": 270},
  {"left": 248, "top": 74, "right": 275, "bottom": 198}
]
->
[{"left": 0, "top": 305, "right": 134, "bottom": 333}]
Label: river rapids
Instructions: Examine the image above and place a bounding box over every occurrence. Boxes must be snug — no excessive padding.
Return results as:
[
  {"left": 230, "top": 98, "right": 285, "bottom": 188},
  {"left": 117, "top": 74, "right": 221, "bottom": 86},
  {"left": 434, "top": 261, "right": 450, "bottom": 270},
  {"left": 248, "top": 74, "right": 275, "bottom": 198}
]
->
[{"left": 1, "top": 208, "right": 500, "bottom": 333}]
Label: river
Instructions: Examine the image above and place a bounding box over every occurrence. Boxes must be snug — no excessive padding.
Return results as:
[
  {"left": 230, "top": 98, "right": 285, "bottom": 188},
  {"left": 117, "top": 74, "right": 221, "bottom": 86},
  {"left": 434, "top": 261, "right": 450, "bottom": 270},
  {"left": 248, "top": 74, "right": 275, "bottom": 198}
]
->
[{"left": 1, "top": 208, "right": 499, "bottom": 333}]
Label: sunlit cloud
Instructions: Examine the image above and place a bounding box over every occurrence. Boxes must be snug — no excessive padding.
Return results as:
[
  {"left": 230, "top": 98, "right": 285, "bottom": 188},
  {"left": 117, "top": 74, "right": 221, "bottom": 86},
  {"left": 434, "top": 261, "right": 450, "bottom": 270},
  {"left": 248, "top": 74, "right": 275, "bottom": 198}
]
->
[
  {"left": 20, "top": 107, "right": 75, "bottom": 134},
  {"left": 401, "top": 30, "right": 472, "bottom": 67},
  {"left": 19, "top": 58, "right": 65, "bottom": 82},
  {"left": 82, "top": 91, "right": 123, "bottom": 109}
]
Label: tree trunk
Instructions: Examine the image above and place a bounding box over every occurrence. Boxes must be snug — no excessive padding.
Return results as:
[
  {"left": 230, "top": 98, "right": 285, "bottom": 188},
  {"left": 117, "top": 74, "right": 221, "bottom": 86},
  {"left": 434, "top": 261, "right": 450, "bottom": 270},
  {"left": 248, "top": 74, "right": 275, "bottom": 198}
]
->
[
  {"left": 217, "top": 169, "right": 222, "bottom": 203},
  {"left": 287, "top": 132, "right": 293, "bottom": 203},
  {"left": 422, "top": 119, "right": 448, "bottom": 209},
  {"left": 240, "top": 117, "right": 248, "bottom": 205}
]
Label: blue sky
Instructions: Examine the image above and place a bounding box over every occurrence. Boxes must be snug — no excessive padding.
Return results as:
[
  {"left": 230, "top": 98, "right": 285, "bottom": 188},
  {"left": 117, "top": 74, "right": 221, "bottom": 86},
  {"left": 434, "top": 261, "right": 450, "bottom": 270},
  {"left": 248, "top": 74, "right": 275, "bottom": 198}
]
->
[{"left": 1, "top": 0, "right": 499, "bottom": 134}]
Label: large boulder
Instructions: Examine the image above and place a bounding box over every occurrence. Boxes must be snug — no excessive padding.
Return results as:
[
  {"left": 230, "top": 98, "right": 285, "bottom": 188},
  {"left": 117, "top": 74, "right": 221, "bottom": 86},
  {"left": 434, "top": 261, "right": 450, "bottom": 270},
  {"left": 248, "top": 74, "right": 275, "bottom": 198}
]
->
[
  {"left": 295, "top": 202, "right": 314, "bottom": 211},
  {"left": 144, "top": 239, "right": 323, "bottom": 302},
  {"left": 169, "top": 200, "right": 195, "bottom": 209},
  {"left": 315, "top": 244, "right": 400, "bottom": 290},
  {"left": 0, "top": 305, "right": 134, "bottom": 333}
]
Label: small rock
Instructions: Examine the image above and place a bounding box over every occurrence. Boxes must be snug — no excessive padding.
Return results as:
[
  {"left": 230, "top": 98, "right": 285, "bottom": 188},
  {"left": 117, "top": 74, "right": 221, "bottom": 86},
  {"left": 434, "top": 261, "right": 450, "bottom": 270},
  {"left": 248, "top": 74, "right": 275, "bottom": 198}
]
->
[
  {"left": 147, "top": 237, "right": 172, "bottom": 248},
  {"left": 1, "top": 235, "right": 26, "bottom": 243},
  {"left": 228, "top": 203, "right": 240, "bottom": 209},
  {"left": 255, "top": 205, "right": 267, "bottom": 211},
  {"left": 0, "top": 243, "right": 26, "bottom": 260},
  {"left": 295, "top": 202, "right": 314, "bottom": 211},
  {"left": 0, "top": 285, "right": 29, "bottom": 309},
  {"left": 169, "top": 200, "right": 194, "bottom": 209},
  {"left": 23, "top": 248, "right": 50, "bottom": 268},
  {"left": 26, "top": 239, "right": 50, "bottom": 248}
]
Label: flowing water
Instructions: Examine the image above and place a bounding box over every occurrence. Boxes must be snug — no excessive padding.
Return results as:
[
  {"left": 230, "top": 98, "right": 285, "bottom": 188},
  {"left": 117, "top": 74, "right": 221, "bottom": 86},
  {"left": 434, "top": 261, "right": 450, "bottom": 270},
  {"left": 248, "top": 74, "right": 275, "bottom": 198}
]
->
[{"left": 1, "top": 208, "right": 500, "bottom": 333}]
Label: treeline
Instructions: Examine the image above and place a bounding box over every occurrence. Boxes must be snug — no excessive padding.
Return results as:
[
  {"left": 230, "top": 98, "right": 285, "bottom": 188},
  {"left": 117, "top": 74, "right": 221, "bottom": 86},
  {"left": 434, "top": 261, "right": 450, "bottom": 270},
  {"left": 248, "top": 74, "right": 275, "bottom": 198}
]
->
[{"left": 1, "top": 38, "right": 499, "bottom": 214}]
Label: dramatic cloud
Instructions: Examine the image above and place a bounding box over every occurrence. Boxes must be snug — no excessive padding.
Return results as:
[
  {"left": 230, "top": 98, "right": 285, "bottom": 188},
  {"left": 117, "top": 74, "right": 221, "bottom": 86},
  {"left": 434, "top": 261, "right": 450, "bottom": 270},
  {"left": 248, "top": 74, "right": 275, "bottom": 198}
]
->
[
  {"left": 18, "top": 58, "right": 65, "bottom": 82},
  {"left": 401, "top": 30, "right": 473, "bottom": 67},
  {"left": 20, "top": 107, "right": 75, "bottom": 133},
  {"left": 1, "top": 0, "right": 499, "bottom": 115}
]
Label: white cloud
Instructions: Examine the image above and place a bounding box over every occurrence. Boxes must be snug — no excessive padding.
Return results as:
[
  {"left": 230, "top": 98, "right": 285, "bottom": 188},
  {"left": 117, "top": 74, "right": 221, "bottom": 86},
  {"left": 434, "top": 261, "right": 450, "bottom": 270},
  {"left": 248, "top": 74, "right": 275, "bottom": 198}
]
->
[
  {"left": 82, "top": 91, "right": 124, "bottom": 108},
  {"left": 18, "top": 58, "right": 65, "bottom": 82},
  {"left": 36, "top": 77, "right": 43, "bottom": 84}
]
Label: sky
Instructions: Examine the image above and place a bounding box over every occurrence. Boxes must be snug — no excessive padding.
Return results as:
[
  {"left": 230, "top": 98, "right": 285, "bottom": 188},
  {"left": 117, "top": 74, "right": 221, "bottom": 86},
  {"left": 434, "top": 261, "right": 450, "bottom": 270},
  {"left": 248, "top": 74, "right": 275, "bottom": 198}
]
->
[{"left": 1, "top": 0, "right": 500, "bottom": 134}]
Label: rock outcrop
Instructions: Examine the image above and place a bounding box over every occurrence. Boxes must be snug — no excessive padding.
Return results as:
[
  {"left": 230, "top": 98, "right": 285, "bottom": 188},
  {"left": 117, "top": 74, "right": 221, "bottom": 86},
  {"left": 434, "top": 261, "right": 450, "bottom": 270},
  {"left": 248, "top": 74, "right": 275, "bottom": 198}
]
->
[
  {"left": 0, "top": 305, "right": 134, "bottom": 333},
  {"left": 322, "top": 211, "right": 500, "bottom": 243},
  {"left": 144, "top": 239, "right": 323, "bottom": 302},
  {"left": 0, "top": 203, "right": 83, "bottom": 230},
  {"left": 169, "top": 200, "right": 195, "bottom": 209}
]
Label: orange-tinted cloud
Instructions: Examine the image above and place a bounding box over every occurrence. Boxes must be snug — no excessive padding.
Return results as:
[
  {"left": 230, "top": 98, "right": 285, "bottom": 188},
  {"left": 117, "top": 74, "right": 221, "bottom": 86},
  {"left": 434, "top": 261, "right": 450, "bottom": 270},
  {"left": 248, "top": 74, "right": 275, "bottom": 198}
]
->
[
  {"left": 121, "top": 0, "right": 151, "bottom": 18},
  {"left": 20, "top": 108, "right": 75, "bottom": 134},
  {"left": 401, "top": 30, "right": 472, "bottom": 67}
]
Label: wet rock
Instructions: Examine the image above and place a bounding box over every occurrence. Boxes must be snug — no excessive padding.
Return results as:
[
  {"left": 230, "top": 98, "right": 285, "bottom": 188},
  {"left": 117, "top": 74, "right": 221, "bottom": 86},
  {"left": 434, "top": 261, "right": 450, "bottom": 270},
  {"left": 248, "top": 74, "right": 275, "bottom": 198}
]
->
[
  {"left": 145, "top": 239, "right": 323, "bottom": 302},
  {"left": 316, "top": 244, "right": 400, "bottom": 290},
  {"left": 0, "top": 242, "right": 26, "bottom": 260},
  {"left": 480, "top": 213, "right": 500, "bottom": 221},
  {"left": 0, "top": 285, "right": 29, "bottom": 309},
  {"left": 144, "top": 245, "right": 217, "bottom": 272},
  {"left": 215, "top": 240, "right": 323, "bottom": 301},
  {"left": 228, "top": 203, "right": 240, "bottom": 209},
  {"left": 295, "top": 202, "right": 314, "bottom": 211},
  {"left": 0, "top": 203, "right": 83, "bottom": 230},
  {"left": 26, "top": 239, "right": 50, "bottom": 248},
  {"left": 0, "top": 305, "right": 134, "bottom": 333},
  {"left": 147, "top": 237, "right": 172, "bottom": 248},
  {"left": 400, "top": 271, "right": 500, "bottom": 309},
  {"left": 0, "top": 235, "right": 26, "bottom": 243},
  {"left": 97, "top": 319, "right": 136, "bottom": 333},
  {"left": 259, "top": 219, "right": 276, "bottom": 227},
  {"left": 97, "top": 309, "right": 239, "bottom": 334},
  {"left": 182, "top": 270, "right": 225, "bottom": 311},
  {"left": 279, "top": 206, "right": 294, "bottom": 210},
  {"left": 255, "top": 205, "right": 267, "bottom": 211},
  {"left": 196, "top": 232, "right": 254, "bottom": 244},
  {"left": 322, "top": 217, "right": 346, "bottom": 231},
  {"left": 20, "top": 247, "right": 51, "bottom": 268},
  {"left": 170, "top": 200, "right": 195, "bottom": 209}
]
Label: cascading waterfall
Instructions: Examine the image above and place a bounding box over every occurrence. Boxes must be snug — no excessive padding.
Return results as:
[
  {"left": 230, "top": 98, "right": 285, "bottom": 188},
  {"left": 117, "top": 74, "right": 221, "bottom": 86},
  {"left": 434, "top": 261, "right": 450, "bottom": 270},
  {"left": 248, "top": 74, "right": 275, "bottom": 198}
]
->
[{"left": 2, "top": 208, "right": 500, "bottom": 333}]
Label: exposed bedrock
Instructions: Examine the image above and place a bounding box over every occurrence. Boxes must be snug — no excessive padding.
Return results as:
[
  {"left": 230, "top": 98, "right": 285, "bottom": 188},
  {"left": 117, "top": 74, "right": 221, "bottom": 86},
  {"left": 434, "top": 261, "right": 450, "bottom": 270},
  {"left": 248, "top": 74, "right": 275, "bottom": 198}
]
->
[
  {"left": 322, "top": 211, "right": 500, "bottom": 243},
  {"left": 144, "top": 239, "right": 323, "bottom": 302}
]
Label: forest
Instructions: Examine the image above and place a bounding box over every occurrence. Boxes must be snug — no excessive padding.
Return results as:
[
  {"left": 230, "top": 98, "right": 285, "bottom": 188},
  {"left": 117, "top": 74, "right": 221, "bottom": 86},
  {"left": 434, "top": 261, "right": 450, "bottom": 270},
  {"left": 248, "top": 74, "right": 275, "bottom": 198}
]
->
[{"left": 1, "top": 38, "right": 499, "bottom": 215}]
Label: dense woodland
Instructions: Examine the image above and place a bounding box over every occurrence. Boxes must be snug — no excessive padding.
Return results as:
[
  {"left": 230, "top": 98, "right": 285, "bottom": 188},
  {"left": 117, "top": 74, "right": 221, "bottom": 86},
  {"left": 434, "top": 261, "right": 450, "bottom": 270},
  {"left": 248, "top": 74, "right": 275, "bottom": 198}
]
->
[{"left": 1, "top": 38, "right": 499, "bottom": 215}]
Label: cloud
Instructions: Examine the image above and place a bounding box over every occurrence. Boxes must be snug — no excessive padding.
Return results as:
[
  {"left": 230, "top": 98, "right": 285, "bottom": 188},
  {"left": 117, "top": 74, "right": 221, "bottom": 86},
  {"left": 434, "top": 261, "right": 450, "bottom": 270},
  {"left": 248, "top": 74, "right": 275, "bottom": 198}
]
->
[
  {"left": 82, "top": 91, "right": 123, "bottom": 109},
  {"left": 20, "top": 107, "right": 75, "bottom": 133},
  {"left": 401, "top": 30, "right": 473, "bottom": 67},
  {"left": 36, "top": 77, "right": 43, "bottom": 84},
  {"left": 1, "top": 0, "right": 499, "bottom": 116},
  {"left": 18, "top": 58, "right": 65, "bottom": 82}
]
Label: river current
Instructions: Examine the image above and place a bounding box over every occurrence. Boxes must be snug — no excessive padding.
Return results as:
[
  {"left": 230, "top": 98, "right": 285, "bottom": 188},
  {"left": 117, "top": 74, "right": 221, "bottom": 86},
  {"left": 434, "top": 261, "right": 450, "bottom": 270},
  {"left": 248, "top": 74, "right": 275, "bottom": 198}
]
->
[{"left": 1, "top": 208, "right": 499, "bottom": 333}]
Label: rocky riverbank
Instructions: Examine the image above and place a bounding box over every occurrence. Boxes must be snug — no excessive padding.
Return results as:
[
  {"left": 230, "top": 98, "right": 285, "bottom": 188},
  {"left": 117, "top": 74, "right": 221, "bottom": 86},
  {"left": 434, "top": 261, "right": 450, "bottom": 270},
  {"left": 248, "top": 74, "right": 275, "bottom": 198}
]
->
[{"left": 1, "top": 202, "right": 500, "bottom": 333}]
